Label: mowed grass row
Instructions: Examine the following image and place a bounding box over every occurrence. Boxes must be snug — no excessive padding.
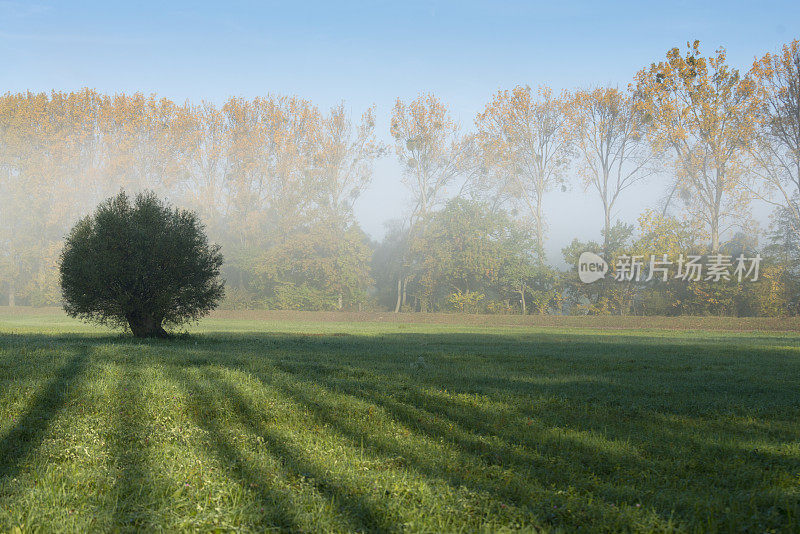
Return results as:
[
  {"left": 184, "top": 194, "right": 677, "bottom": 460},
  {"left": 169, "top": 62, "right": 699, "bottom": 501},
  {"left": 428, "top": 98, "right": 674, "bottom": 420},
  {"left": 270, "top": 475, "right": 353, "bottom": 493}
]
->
[{"left": 0, "top": 312, "right": 798, "bottom": 532}]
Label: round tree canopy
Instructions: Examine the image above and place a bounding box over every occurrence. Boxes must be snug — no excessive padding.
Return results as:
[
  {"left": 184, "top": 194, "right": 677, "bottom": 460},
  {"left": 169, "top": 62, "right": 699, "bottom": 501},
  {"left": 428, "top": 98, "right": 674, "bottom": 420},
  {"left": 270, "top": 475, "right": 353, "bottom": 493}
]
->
[{"left": 60, "top": 191, "right": 224, "bottom": 337}]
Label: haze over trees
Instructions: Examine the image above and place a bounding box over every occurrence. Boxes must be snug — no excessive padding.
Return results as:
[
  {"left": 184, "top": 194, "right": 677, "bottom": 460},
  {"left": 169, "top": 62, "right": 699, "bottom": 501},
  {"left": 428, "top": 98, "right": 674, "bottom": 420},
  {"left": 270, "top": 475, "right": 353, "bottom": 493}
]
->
[
  {"left": 749, "top": 39, "right": 800, "bottom": 240},
  {"left": 634, "top": 41, "right": 762, "bottom": 252},
  {"left": 475, "top": 85, "right": 572, "bottom": 262},
  {"left": 1, "top": 39, "right": 799, "bottom": 316},
  {"left": 389, "top": 94, "right": 472, "bottom": 312},
  {"left": 566, "top": 87, "right": 657, "bottom": 257}
]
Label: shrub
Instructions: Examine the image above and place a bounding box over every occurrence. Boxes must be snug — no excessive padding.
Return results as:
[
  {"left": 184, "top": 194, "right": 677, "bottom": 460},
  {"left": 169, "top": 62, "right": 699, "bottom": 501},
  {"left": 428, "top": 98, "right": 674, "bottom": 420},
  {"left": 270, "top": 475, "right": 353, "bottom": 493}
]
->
[{"left": 60, "top": 191, "right": 224, "bottom": 337}]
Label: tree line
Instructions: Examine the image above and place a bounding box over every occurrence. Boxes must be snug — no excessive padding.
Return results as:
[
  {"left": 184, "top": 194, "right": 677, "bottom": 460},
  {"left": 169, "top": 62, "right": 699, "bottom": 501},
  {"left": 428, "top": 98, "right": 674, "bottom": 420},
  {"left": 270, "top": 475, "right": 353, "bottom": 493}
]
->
[{"left": 1, "top": 40, "right": 799, "bottom": 315}]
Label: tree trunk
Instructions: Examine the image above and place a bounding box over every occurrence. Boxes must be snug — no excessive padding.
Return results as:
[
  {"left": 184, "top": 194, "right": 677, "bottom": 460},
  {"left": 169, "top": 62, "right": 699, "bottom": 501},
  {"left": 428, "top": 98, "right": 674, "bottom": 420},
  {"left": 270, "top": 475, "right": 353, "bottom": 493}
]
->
[
  {"left": 536, "top": 195, "right": 545, "bottom": 263},
  {"left": 711, "top": 174, "right": 722, "bottom": 252},
  {"left": 337, "top": 292, "right": 343, "bottom": 310},
  {"left": 711, "top": 223, "right": 720, "bottom": 253},
  {"left": 394, "top": 277, "right": 402, "bottom": 313},
  {"left": 126, "top": 313, "right": 169, "bottom": 338},
  {"left": 603, "top": 205, "right": 611, "bottom": 259},
  {"left": 8, "top": 278, "right": 14, "bottom": 308},
  {"left": 519, "top": 284, "right": 526, "bottom": 315}
]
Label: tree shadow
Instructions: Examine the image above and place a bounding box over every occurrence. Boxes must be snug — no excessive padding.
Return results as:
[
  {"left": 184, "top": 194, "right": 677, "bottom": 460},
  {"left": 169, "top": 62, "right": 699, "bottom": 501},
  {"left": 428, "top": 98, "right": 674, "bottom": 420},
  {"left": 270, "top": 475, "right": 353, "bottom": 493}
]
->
[
  {"left": 109, "top": 362, "right": 157, "bottom": 531},
  {"left": 186, "top": 368, "right": 400, "bottom": 533},
  {"left": 2, "top": 328, "right": 799, "bottom": 531},
  {"left": 262, "top": 366, "right": 643, "bottom": 523},
  {"left": 262, "top": 351, "right": 800, "bottom": 531},
  {"left": 169, "top": 366, "right": 306, "bottom": 533},
  {"left": 198, "top": 332, "right": 800, "bottom": 531},
  {"left": 0, "top": 352, "right": 87, "bottom": 481}
]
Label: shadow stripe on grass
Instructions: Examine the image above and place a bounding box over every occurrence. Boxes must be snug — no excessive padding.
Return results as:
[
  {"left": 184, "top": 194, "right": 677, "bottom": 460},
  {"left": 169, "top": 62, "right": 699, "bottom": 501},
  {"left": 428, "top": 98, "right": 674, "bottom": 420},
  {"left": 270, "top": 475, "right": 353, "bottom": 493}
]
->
[
  {"left": 200, "top": 367, "right": 401, "bottom": 533},
  {"left": 109, "top": 362, "right": 158, "bottom": 530},
  {"left": 0, "top": 352, "right": 87, "bottom": 481},
  {"left": 170, "top": 365, "right": 312, "bottom": 533}
]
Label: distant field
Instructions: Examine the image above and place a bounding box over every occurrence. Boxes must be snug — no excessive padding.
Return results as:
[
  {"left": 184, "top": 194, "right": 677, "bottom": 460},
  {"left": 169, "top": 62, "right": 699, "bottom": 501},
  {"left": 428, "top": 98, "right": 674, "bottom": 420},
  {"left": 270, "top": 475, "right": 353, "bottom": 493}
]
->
[
  {"left": 0, "top": 308, "right": 799, "bottom": 532},
  {"left": 3, "top": 306, "right": 800, "bottom": 333}
]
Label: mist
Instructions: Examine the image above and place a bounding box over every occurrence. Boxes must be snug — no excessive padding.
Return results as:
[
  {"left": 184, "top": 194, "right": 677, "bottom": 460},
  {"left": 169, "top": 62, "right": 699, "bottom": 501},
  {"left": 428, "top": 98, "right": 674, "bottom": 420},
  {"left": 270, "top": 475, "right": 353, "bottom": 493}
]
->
[{"left": 1, "top": 2, "right": 799, "bottom": 315}]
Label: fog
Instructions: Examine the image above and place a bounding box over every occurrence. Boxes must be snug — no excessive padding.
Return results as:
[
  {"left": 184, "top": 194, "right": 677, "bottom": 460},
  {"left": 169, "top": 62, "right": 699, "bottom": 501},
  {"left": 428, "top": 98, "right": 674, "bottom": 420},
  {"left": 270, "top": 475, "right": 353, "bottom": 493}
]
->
[{"left": 1, "top": 1, "right": 798, "bottom": 314}]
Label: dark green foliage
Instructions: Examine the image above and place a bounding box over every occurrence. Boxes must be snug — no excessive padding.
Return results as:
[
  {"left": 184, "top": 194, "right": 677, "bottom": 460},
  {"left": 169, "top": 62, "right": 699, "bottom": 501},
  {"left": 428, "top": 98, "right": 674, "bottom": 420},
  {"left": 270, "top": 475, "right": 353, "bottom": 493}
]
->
[
  {"left": 59, "top": 191, "right": 224, "bottom": 337},
  {"left": 764, "top": 206, "right": 800, "bottom": 314},
  {"left": 403, "top": 198, "right": 554, "bottom": 313}
]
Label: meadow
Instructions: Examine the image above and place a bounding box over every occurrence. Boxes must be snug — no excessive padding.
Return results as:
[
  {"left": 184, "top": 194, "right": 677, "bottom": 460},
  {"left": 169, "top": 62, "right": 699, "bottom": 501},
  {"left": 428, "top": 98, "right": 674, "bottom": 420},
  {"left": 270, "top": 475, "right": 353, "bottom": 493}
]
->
[{"left": 0, "top": 308, "right": 799, "bottom": 532}]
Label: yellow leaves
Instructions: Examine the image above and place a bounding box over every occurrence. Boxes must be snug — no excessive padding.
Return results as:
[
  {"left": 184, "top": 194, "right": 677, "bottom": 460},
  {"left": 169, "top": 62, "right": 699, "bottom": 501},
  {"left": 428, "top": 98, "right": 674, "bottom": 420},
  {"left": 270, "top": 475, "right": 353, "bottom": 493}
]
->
[
  {"left": 474, "top": 84, "right": 571, "bottom": 218},
  {"left": 390, "top": 94, "right": 466, "bottom": 216},
  {"left": 0, "top": 89, "right": 383, "bottom": 306},
  {"left": 633, "top": 40, "right": 766, "bottom": 249}
]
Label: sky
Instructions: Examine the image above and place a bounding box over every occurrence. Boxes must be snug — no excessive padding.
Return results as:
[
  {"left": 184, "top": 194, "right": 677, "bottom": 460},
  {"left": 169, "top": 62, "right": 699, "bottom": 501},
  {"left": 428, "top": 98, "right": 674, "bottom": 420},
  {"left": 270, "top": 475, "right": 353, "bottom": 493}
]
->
[{"left": 2, "top": 0, "right": 799, "bottom": 264}]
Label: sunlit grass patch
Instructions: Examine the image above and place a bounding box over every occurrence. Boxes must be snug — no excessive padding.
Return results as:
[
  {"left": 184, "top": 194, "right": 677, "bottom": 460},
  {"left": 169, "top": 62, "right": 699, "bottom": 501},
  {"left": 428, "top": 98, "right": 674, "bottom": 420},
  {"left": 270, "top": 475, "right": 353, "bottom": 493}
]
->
[{"left": 0, "top": 313, "right": 799, "bottom": 532}]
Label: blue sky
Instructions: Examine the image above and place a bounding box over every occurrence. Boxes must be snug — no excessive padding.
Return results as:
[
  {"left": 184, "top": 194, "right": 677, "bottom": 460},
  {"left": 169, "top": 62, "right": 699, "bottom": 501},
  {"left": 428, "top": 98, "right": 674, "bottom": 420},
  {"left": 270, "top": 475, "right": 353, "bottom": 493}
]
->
[{"left": 2, "top": 0, "right": 799, "bottom": 261}]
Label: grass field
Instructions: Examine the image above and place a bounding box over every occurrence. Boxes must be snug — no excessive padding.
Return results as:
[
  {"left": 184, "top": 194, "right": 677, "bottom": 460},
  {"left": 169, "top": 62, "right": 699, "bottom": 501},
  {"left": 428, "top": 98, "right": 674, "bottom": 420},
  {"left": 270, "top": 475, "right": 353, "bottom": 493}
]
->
[{"left": 0, "top": 309, "right": 799, "bottom": 532}]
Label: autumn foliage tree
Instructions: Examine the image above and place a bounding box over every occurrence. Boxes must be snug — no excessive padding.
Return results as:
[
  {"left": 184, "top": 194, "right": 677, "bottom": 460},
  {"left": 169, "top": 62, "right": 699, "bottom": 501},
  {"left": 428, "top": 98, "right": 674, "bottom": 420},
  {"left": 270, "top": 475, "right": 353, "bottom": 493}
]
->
[
  {"left": 566, "top": 87, "right": 656, "bottom": 256},
  {"left": 475, "top": 85, "right": 572, "bottom": 261},
  {"left": 635, "top": 41, "right": 761, "bottom": 251},
  {"left": 390, "top": 94, "right": 471, "bottom": 311},
  {"left": 750, "top": 39, "right": 800, "bottom": 239},
  {"left": 4, "top": 38, "right": 800, "bottom": 317},
  {"left": 0, "top": 90, "right": 382, "bottom": 310},
  {"left": 0, "top": 90, "right": 107, "bottom": 307}
]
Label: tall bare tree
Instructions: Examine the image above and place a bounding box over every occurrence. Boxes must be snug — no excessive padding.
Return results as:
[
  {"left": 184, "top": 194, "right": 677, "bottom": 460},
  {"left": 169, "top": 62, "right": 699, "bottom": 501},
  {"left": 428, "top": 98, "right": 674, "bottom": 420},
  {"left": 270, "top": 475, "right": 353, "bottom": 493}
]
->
[
  {"left": 390, "top": 94, "right": 470, "bottom": 311},
  {"left": 475, "top": 85, "right": 572, "bottom": 262},
  {"left": 312, "top": 103, "right": 384, "bottom": 309},
  {"left": 566, "top": 87, "right": 657, "bottom": 255},
  {"left": 179, "top": 102, "right": 229, "bottom": 224},
  {"left": 315, "top": 103, "right": 385, "bottom": 226},
  {"left": 750, "top": 39, "right": 800, "bottom": 238}
]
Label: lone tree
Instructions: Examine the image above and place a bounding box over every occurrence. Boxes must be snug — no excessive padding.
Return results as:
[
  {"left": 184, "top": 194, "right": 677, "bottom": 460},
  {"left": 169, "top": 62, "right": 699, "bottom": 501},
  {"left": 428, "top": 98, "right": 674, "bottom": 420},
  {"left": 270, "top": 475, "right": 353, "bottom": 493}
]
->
[{"left": 60, "top": 191, "right": 224, "bottom": 338}]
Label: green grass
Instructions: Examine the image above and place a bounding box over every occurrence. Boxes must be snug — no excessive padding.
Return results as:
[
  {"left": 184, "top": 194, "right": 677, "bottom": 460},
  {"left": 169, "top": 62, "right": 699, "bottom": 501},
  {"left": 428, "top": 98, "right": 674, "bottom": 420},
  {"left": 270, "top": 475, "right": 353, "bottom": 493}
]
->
[{"left": 0, "top": 310, "right": 799, "bottom": 532}]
